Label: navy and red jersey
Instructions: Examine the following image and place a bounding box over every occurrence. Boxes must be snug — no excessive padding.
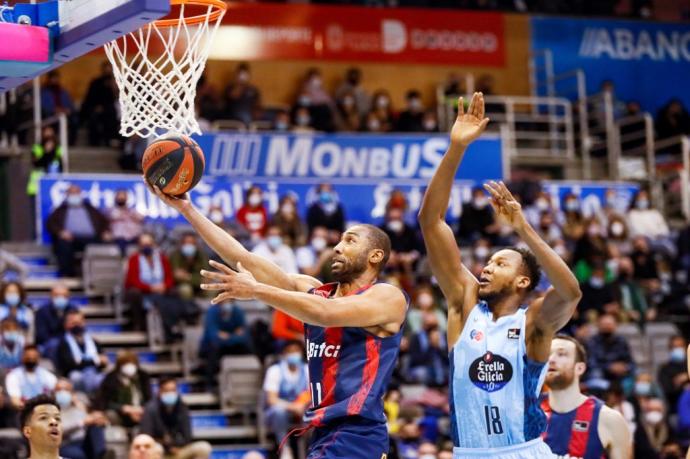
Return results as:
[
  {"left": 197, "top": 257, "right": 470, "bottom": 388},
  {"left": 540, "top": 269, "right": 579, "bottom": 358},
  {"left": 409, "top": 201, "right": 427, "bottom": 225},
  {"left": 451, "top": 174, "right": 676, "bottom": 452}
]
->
[
  {"left": 542, "top": 395, "right": 606, "bottom": 459},
  {"left": 303, "top": 282, "right": 406, "bottom": 427}
]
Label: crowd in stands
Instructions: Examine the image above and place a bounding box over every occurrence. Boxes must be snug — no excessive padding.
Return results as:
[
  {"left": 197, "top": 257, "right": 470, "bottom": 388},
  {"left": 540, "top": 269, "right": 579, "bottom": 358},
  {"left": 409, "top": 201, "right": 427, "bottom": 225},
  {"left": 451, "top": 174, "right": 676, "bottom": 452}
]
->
[{"left": 2, "top": 177, "right": 690, "bottom": 457}]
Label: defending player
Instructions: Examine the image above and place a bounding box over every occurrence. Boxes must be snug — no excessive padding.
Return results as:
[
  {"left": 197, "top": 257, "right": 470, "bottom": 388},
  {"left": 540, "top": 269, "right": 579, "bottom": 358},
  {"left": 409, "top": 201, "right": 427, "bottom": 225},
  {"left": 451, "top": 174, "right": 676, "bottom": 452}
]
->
[
  {"left": 418, "top": 92, "right": 582, "bottom": 458},
  {"left": 147, "top": 185, "right": 407, "bottom": 459},
  {"left": 542, "top": 335, "right": 631, "bottom": 459}
]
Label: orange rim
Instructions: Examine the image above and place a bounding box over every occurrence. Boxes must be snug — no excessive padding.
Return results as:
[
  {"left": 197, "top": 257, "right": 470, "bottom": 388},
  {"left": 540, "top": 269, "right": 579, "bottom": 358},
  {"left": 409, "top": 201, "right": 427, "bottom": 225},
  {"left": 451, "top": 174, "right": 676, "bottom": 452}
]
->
[{"left": 153, "top": 0, "right": 227, "bottom": 27}]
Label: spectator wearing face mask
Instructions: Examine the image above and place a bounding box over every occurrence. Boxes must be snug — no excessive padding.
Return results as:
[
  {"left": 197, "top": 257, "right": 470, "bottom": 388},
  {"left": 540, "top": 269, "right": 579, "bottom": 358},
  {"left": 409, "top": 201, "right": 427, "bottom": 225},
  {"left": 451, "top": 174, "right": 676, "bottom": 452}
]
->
[
  {"left": 0, "top": 281, "right": 34, "bottom": 338},
  {"left": 222, "top": 62, "right": 260, "bottom": 125},
  {"left": 616, "top": 256, "right": 653, "bottom": 324},
  {"left": 334, "top": 90, "right": 362, "bottom": 132},
  {"left": 26, "top": 125, "right": 63, "bottom": 198},
  {"left": 56, "top": 310, "right": 109, "bottom": 393},
  {"left": 535, "top": 210, "right": 562, "bottom": 245},
  {"left": 271, "top": 195, "right": 306, "bottom": 248},
  {"left": 395, "top": 89, "right": 425, "bottom": 132},
  {"left": 407, "top": 313, "right": 448, "bottom": 386},
  {"left": 263, "top": 341, "right": 309, "bottom": 459},
  {"left": 124, "top": 232, "right": 177, "bottom": 333},
  {"left": 370, "top": 90, "right": 394, "bottom": 131},
  {"left": 630, "top": 236, "right": 663, "bottom": 299},
  {"left": 251, "top": 225, "right": 298, "bottom": 274},
  {"left": 0, "top": 319, "right": 25, "bottom": 369},
  {"left": 108, "top": 189, "right": 145, "bottom": 255},
  {"left": 236, "top": 185, "right": 268, "bottom": 241},
  {"left": 417, "top": 441, "right": 438, "bottom": 459},
  {"left": 292, "top": 106, "right": 315, "bottom": 133},
  {"left": 295, "top": 226, "right": 333, "bottom": 279},
  {"left": 396, "top": 420, "right": 423, "bottom": 459},
  {"left": 46, "top": 184, "right": 111, "bottom": 277},
  {"left": 272, "top": 110, "right": 291, "bottom": 132},
  {"left": 561, "top": 193, "right": 586, "bottom": 243},
  {"left": 363, "top": 111, "right": 385, "bottom": 133},
  {"left": 207, "top": 205, "right": 252, "bottom": 249},
  {"left": 95, "top": 350, "right": 152, "bottom": 427},
  {"left": 578, "top": 265, "right": 621, "bottom": 317},
  {"left": 199, "top": 300, "right": 252, "bottom": 389},
  {"left": 406, "top": 285, "right": 445, "bottom": 334},
  {"left": 5, "top": 345, "right": 56, "bottom": 409},
  {"left": 524, "top": 191, "right": 555, "bottom": 228},
  {"left": 54, "top": 378, "right": 108, "bottom": 459},
  {"left": 457, "top": 187, "right": 499, "bottom": 244},
  {"left": 639, "top": 398, "right": 668, "bottom": 452},
  {"left": 306, "top": 184, "right": 345, "bottom": 235},
  {"left": 298, "top": 68, "right": 335, "bottom": 132},
  {"left": 335, "top": 67, "right": 370, "bottom": 118},
  {"left": 169, "top": 233, "right": 209, "bottom": 299},
  {"left": 585, "top": 314, "right": 635, "bottom": 392},
  {"left": 606, "top": 214, "right": 632, "bottom": 254},
  {"left": 627, "top": 189, "right": 670, "bottom": 241},
  {"left": 35, "top": 284, "right": 76, "bottom": 360},
  {"left": 140, "top": 378, "right": 212, "bottom": 459},
  {"left": 632, "top": 372, "right": 663, "bottom": 402},
  {"left": 658, "top": 336, "right": 689, "bottom": 415},
  {"left": 421, "top": 111, "right": 439, "bottom": 133},
  {"left": 380, "top": 207, "right": 421, "bottom": 279}
]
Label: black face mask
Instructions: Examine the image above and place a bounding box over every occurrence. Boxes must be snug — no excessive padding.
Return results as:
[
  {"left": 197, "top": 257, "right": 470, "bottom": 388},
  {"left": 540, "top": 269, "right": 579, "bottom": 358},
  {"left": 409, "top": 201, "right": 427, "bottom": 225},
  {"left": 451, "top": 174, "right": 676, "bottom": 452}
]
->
[
  {"left": 141, "top": 247, "right": 153, "bottom": 256},
  {"left": 24, "top": 361, "right": 38, "bottom": 371},
  {"left": 116, "top": 199, "right": 127, "bottom": 207},
  {"left": 69, "top": 325, "right": 85, "bottom": 336},
  {"left": 600, "top": 331, "right": 614, "bottom": 339}
]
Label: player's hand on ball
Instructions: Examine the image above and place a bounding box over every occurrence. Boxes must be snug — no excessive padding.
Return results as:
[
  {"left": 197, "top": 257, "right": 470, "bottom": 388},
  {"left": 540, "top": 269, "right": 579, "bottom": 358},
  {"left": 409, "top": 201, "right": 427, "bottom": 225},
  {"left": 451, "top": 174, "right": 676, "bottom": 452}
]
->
[
  {"left": 483, "top": 180, "right": 527, "bottom": 231},
  {"left": 144, "top": 175, "right": 191, "bottom": 212},
  {"left": 201, "top": 260, "right": 258, "bottom": 302},
  {"left": 450, "top": 92, "right": 490, "bottom": 147}
]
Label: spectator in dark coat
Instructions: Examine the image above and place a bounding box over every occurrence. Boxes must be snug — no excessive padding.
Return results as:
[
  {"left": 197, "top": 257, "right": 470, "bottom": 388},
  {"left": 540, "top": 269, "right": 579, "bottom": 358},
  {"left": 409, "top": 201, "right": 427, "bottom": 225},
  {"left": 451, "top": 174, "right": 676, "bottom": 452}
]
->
[
  {"left": 34, "top": 283, "right": 77, "bottom": 361},
  {"left": 140, "top": 378, "right": 212, "bottom": 459},
  {"left": 584, "top": 314, "right": 635, "bottom": 392},
  {"left": 199, "top": 302, "right": 252, "bottom": 388},
  {"left": 222, "top": 63, "right": 260, "bottom": 125},
  {"left": 457, "top": 186, "right": 499, "bottom": 244},
  {"left": 657, "top": 336, "right": 688, "bottom": 415},
  {"left": 95, "top": 350, "right": 152, "bottom": 427},
  {"left": 306, "top": 184, "right": 345, "bottom": 236},
  {"left": 380, "top": 207, "right": 421, "bottom": 280},
  {"left": 395, "top": 89, "right": 425, "bottom": 132},
  {"left": 46, "top": 184, "right": 111, "bottom": 277},
  {"left": 80, "top": 61, "right": 119, "bottom": 147},
  {"left": 407, "top": 313, "right": 448, "bottom": 386},
  {"left": 56, "top": 310, "right": 108, "bottom": 393},
  {"left": 655, "top": 99, "right": 690, "bottom": 141}
]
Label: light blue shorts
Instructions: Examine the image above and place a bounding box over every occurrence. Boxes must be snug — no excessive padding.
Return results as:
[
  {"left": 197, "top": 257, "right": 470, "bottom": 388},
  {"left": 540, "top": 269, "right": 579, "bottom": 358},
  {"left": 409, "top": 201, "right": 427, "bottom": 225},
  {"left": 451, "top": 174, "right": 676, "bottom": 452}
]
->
[{"left": 453, "top": 438, "right": 555, "bottom": 459}]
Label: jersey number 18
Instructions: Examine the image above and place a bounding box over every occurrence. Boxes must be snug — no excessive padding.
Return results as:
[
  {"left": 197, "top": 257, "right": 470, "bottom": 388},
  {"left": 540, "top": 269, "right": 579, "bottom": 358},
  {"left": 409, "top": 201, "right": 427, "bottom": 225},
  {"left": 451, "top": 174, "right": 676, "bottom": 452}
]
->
[{"left": 484, "top": 405, "right": 504, "bottom": 435}]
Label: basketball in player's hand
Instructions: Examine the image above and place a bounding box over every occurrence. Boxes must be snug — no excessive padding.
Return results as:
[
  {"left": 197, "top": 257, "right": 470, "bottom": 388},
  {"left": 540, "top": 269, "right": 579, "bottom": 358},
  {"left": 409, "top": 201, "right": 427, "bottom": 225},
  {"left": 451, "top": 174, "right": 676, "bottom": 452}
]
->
[{"left": 142, "top": 135, "right": 205, "bottom": 196}]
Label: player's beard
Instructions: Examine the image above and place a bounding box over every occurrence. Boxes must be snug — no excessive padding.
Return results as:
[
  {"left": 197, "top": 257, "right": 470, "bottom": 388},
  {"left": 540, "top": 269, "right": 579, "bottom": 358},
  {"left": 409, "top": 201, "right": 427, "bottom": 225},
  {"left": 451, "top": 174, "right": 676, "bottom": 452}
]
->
[
  {"left": 478, "top": 283, "right": 513, "bottom": 304},
  {"left": 546, "top": 366, "right": 576, "bottom": 390},
  {"left": 332, "top": 251, "right": 369, "bottom": 284}
]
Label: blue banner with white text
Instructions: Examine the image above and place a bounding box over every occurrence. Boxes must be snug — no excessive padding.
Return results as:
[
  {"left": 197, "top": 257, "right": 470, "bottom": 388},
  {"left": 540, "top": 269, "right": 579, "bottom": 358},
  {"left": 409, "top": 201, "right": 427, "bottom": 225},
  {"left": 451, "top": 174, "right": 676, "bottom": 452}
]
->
[
  {"left": 37, "top": 133, "right": 504, "bottom": 243},
  {"left": 531, "top": 17, "right": 690, "bottom": 115}
]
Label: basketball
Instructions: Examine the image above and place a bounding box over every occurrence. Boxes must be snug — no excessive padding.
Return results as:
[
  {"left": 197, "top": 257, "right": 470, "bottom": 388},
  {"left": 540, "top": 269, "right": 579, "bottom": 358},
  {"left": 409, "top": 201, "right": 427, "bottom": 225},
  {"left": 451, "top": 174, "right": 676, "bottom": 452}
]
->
[{"left": 142, "top": 135, "right": 205, "bottom": 196}]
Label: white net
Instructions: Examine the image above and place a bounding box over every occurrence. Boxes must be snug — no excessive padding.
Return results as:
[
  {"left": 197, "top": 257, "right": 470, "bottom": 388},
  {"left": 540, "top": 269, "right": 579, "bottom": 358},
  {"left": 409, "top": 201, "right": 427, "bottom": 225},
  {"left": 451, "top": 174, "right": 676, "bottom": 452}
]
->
[{"left": 104, "top": 1, "right": 225, "bottom": 139}]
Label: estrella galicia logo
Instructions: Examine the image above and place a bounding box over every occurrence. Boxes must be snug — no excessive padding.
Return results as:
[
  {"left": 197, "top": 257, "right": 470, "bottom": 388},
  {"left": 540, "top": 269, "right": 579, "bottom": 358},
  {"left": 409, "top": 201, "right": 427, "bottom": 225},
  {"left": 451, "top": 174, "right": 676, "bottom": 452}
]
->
[
  {"left": 469, "top": 352, "right": 513, "bottom": 392},
  {"left": 507, "top": 328, "right": 520, "bottom": 339},
  {"left": 470, "top": 329, "right": 484, "bottom": 342}
]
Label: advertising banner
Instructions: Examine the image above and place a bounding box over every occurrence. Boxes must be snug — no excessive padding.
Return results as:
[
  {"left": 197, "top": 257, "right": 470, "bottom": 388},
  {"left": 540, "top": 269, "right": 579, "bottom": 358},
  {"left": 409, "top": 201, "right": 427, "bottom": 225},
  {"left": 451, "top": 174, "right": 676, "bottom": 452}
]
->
[
  {"left": 531, "top": 17, "right": 690, "bottom": 114},
  {"left": 209, "top": 3, "right": 505, "bottom": 66},
  {"left": 37, "top": 133, "right": 504, "bottom": 243}
]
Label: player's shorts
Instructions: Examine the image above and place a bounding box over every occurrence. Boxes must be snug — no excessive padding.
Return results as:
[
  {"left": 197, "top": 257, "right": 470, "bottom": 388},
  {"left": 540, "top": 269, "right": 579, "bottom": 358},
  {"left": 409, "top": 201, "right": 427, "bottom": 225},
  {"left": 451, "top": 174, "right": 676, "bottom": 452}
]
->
[
  {"left": 453, "top": 438, "right": 555, "bottom": 459},
  {"left": 307, "top": 417, "right": 389, "bottom": 459}
]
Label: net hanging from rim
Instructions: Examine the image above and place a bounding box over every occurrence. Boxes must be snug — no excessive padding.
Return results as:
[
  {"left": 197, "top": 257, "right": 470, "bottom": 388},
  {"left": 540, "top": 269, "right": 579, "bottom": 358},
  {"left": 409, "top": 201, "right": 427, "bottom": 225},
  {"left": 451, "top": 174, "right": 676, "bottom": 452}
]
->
[{"left": 104, "top": 0, "right": 226, "bottom": 139}]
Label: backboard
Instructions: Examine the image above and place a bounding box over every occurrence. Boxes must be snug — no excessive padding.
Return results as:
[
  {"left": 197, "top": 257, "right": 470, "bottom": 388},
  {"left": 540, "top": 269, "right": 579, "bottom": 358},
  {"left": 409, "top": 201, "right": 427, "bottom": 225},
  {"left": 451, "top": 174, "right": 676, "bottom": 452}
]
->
[{"left": 0, "top": 0, "right": 170, "bottom": 93}]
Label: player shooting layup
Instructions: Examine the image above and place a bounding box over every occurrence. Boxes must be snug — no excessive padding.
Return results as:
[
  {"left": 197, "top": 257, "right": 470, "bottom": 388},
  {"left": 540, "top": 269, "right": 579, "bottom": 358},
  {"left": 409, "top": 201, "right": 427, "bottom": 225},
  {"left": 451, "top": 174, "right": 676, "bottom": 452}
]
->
[
  {"left": 148, "top": 185, "right": 407, "bottom": 459},
  {"left": 418, "top": 92, "right": 583, "bottom": 459}
]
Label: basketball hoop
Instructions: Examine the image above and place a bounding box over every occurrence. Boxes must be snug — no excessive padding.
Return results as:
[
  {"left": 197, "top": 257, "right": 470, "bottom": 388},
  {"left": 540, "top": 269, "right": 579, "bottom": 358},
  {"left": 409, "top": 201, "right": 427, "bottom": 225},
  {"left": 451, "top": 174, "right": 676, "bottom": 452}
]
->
[{"left": 104, "top": 0, "right": 227, "bottom": 139}]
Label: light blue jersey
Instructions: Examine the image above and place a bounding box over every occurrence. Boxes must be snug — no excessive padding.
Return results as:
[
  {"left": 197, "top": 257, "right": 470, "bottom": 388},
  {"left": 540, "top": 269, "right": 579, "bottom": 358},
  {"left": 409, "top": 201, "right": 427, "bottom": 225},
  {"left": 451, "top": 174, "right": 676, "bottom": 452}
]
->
[{"left": 449, "top": 302, "right": 548, "bottom": 449}]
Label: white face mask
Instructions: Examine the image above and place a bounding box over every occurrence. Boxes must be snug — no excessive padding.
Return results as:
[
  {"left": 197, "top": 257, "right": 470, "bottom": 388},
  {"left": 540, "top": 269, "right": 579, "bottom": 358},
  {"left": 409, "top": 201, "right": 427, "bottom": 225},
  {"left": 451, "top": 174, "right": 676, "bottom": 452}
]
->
[
  {"left": 66, "top": 195, "right": 83, "bottom": 206},
  {"left": 535, "top": 198, "right": 549, "bottom": 211},
  {"left": 474, "top": 246, "right": 490, "bottom": 260},
  {"left": 210, "top": 211, "right": 224, "bottom": 224},
  {"left": 311, "top": 237, "right": 327, "bottom": 251},
  {"left": 644, "top": 410, "right": 663, "bottom": 425},
  {"left": 417, "top": 293, "right": 434, "bottom": 309},
  {"left": 121, "top": 363, "right": 137, "bottom": 378},
  {"left": 387, "top": 220, "right": 404, "bottom": 233},
  {"left": 248, "top": 194, "right": 262, "bottom": 207},
  {"left": 610, "top": 221, "right": 625, "bottom": 237}
]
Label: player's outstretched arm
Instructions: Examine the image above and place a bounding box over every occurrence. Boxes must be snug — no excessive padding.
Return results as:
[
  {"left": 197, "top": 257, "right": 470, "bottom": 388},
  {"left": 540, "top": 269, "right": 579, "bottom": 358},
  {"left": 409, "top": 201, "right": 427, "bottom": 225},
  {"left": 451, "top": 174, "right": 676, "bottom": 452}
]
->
[
  {"left": 484, "top": 181, "right": 582, "bottom": 337},
  {"left": 418, "top": 93, "right": 488, "bottom": 342},
  {"left": 147, "top": 181, "right": 314, "bottom": 292},
  {"left": 598, "top": 406, "right": 632, "bottom": 459},
  {"left": 200, "top": 261, "right": 406, "bottom": 330}
]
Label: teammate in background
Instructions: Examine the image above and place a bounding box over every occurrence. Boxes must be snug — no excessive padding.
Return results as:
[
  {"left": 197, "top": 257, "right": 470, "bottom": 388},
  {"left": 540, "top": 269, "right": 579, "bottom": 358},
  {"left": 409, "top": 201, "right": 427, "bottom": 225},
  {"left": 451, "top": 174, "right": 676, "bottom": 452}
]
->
[
  {"left": 418, "top": 92, "right": 582, "bottom": 458},
  {"left": 148, "top": 184, "right": 407, "bottom": 459},
  {"left": 21, "top": 395, "right": 63, "bottom": 459},
  {"left": 542, "top": 335, "right": 631, "bottom": 459}
]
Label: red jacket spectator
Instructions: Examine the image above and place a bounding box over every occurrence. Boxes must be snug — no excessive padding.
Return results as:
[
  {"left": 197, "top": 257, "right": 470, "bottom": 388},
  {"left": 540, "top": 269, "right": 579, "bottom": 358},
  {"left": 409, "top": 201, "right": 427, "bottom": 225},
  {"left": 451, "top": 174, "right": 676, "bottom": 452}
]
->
[
  {"left": 125, "top": 251, "right": 175, "bottom": 293},
  {"left": 236, "top": 185, "right": 268, "bottom": 239},
  {"left": 271, "top": 310, "right": 303, "bottom": 341}
]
